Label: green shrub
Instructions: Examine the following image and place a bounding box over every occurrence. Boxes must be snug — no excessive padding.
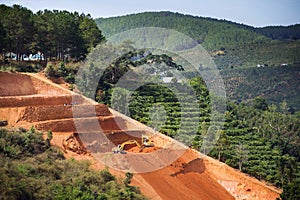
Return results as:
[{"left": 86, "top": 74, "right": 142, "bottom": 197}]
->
[{"left": 0, "top": 128, "right": 147, "bottom": 200}]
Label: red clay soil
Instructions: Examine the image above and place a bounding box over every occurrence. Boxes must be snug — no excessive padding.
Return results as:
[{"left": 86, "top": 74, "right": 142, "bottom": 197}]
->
[
  {"left": 29, "top": 116, "right": 127, "bottom": 132},
  {"left": 200, "top": 152, "right": 282, "bottom": 200},
  {"left": 0, "top": 104, "right": 111, "bottom": 126},
  {"left": 0, "top": 72, "right": 70, "bottom": 96},
  {"left": 17, "top": 104, "right": 111, "bottom": 122},
  {"left": 139, "top": 149, "right": 235, "bottom": 200},
  {"left": 0, "top": 95, "right": 84, "bottom": 108},
  {"left": 0, "top": 72, "right": 281, "bottom": 200},
  {"left": 127, "top": 146, "right": 161, "bottom": 153},
  {"left": 0, "top": 72, "right": 36, "bottom": 96}
]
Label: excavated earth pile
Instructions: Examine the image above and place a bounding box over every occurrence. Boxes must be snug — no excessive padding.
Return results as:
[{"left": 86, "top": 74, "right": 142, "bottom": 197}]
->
[{"left": 0, "top": 72, "right": 281, "bottom": 200}]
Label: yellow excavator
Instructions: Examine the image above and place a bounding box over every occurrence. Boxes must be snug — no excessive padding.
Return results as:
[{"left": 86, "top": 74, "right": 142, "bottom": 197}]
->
[
  {"left": 142, "top": 135, "right": 154, "bottom": 147},
  {"left": 112, "top": 135, "right": 154, "bottom": 154}
]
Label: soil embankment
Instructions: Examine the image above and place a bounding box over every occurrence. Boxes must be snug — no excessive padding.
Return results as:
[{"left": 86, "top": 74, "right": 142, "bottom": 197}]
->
[{"left": 0, "top": 71, "right": 281, "bottom": 200}]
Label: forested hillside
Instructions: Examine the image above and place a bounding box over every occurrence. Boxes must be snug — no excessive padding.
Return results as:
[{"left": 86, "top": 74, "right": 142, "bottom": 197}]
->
[
  {"left": 95, "top": 12, "right": 300, "bottom": 69},
  {"left": 95, "top": 11, "right": 300, "bottom": 111},
  {"left": 255, "top": 24, "right": 300, "bottom": 40},
  {"left": 96, "top": 11, "right": 270, "bottom": 50},
  {"left": 221, "top": 65, "right": 300, "bottom": 110}
]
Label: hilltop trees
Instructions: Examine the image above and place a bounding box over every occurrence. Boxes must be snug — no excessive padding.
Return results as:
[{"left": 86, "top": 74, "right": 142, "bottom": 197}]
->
[
  {"left": 0, "top": 4, "right": 104, "bottom": 61},
  {"left": 253, "top": 97, "right": 268, "bottom": 110},
  {"left": 77, "top": 41, "right": 184, "bottom": 105},
  {"left": 96, "top": 12, "right": 300, "bottom": 71},
  {"left": 96, "top": 11, "right": 271, "bottom": 50},
  {"left": 79, "top": 15, "right": 105, "bottom": 53},
  {"left": 0, "top": 5, "right": 34, "bottom": 60},
  {"left": 0, "top": 22, "right": 6, "bottom": 54}
]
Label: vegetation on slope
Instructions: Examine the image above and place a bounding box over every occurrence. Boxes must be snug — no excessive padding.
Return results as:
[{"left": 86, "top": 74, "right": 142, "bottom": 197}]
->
[
  {"left": 0, "top": 127, "right": 146, "bottom": 200},
  {"left": 213, "top": 40, "right": 300, "bottom": 69},
  {"left": 95, "top": 11, "right": 270, "bottom": 50},
  {"left": 209, "top": 100, "right": 300, "bottom": 187},
  {"left": 95, "top": 11, "right": 300, "bottom": 69},
  {"left": 127, "top": 79, "right": 300, "bottom": 196},
  {"left": 75, "top": 42, "right": 184, "bottom": 105},
  {"left": 95, "top": 12, "right": 300, "bottom": 111},
  {"left": 255, "top": 24, "right": 300, "bottom": 40},
  {"left": 221, "top": 65, "right": 300, "bottom": 111}
]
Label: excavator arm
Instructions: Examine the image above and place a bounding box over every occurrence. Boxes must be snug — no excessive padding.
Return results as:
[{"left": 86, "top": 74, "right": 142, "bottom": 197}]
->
[
  {"left": 112, "top": 136, "right": 155, "bottom": 154},
  {"left": 112, "top": 140, "right": 141, "bottom": 154},
  {"left": 119, "top": 140, "right": 141, "bottom": 151}
]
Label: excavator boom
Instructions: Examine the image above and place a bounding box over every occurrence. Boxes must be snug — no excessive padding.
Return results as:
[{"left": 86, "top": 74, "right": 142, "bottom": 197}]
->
[
  {"left": 112, "top": 140, "right": 141, "bottom": 154},
  {"left": 119, "top": 140, "right": 141, "bottom": 151},
  {"left": 112, "top": 135, "right": 155, "bottom": 154}
]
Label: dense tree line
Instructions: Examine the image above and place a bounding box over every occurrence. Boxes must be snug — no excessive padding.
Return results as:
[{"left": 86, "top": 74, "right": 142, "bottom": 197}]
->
[
  {"left": 96, "top": 11, "right": 300, "bottom": 46},
  {"left": 256, "top": 24, "right": 300, "bottom": 40},
  {"left": 0, "top": 4, "right": 104, "bottom": 61}
]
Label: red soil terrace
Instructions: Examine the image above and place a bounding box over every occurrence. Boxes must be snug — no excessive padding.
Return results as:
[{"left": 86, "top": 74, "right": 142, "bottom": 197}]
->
[{"left": 0, "top": 72, "right": 281, "bottom": 200}]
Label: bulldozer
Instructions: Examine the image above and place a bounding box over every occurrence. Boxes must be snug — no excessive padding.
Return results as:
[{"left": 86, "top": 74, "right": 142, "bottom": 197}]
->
[{"left": 112, "top": 135, "right": 154, "bottom": 154}]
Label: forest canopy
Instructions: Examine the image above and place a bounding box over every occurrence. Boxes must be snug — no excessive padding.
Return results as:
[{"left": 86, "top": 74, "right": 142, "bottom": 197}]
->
[{"left": 0, "top": 4, "right": 104, "bottom": 61}]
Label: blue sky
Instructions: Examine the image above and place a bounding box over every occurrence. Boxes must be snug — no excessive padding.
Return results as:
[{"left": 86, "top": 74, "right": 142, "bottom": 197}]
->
[{"left": 1, "top": 0, "right": 300, "bottom": 27}]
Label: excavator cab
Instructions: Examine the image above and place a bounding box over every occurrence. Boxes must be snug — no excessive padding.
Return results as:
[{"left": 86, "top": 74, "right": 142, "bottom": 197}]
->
[
  {"left": 142, "top": 135, "right": 154, "bottom": 147},
  {"left": 112, "top": 144, "right": 126, "bottom": 154}
]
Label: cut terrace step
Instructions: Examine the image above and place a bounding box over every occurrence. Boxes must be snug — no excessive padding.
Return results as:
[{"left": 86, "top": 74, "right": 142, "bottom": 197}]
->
[
  {"left": 66, "top": 130, "right": 147, "bottom": 153},
  {"left": 0, "top": 72, "right": 70, "bottom": 97},
  {"left": 62, "top": 129, "right": 170, "bottom": 155},
  {"left": 0, "top": 94, "right": 90, "bottom": 107},
  {"left": 29, "top": 116, "right": 128, "bottom": 132},
  {"left": 4, "top": 104, "right": 112, "bottom": 123},
  {"left": 0, "top": 72, "right": 92, "bottom": 108},
  {"left": 77, "top": 129, "right": 149, "bottom": 146}
]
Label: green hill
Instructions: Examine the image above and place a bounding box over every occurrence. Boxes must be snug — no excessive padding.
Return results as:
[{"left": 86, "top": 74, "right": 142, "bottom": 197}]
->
[
  {"left": 95, "top": 11, "right": 300, "bottom": 110},
  {"left": 95, "top": 11, "right": 270, "bottom": 50},
  {"left": 95, "top": 12, "right": 300, "bottom": 68},
  {"left": 255, "top": 24, "right": 300, "bottom": 40}
]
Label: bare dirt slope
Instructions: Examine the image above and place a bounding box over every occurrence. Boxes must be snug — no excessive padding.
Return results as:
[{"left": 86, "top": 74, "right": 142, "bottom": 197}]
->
[{"left": 0, "top": 71, "right": 281, "bottom": 200}]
